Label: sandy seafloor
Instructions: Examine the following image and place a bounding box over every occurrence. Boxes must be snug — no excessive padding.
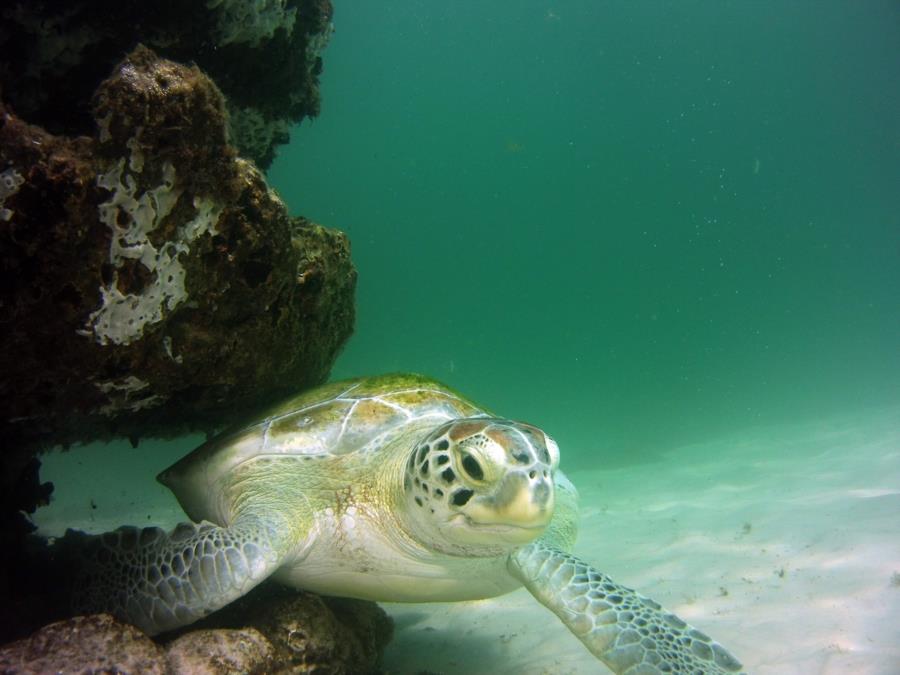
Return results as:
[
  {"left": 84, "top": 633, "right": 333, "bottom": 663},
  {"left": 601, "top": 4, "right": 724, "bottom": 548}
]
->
[{"left": 34, "top": 407, "right": 900, "bottom": 674}]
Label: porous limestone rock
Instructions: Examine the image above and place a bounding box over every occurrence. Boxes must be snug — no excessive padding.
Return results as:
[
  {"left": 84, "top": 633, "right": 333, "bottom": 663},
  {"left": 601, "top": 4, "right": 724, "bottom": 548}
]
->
[
  {"left": 0, "top": 46, "right": 355, "bottom": 572},
  {"left": 165, "top": 628, "right": 274, "bottom": 675},
  {"left": 0, "top": 614, "right": 167, "bottom": 675},
  {"left": 0, "top": 589, "right": 393, "bottom": 674}
]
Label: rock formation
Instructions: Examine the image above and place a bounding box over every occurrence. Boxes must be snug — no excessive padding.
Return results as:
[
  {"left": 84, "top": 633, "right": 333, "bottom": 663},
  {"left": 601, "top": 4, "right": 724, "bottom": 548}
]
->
[{"left": 0, "top": 5, "right": 376, "bottom": 669}]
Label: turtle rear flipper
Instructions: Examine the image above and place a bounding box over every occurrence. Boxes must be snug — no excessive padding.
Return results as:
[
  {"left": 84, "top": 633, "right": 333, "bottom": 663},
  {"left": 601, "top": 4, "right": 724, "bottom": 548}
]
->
[
  {"left": 509, "top": 542, "right": 745, "bottom": 675},
  {"left": 71, "top": 512, "right": 296, "bottom": 636}
]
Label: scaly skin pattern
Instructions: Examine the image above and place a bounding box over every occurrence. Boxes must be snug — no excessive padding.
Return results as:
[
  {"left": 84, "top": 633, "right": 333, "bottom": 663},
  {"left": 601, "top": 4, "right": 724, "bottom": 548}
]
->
[
  {"left": 72, "top": 512, "right": 294, "bottom": 636},
  {"left": 509, "top": 542, "right": 745, "bottom": 674}
]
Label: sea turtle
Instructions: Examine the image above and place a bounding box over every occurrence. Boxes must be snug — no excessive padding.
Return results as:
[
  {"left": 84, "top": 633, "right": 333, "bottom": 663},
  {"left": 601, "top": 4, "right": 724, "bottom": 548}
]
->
[{"left": 75, "top": 373, "right": 744, "bottom": 674}]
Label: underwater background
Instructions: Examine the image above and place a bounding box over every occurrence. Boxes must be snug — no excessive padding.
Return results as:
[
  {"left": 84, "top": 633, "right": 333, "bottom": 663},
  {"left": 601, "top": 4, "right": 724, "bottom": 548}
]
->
[
  {"left": 269, "top": 0, "right": 900, "bottom": 469},
  {"left": 33, "top": 1, "right": 899, "bottom": 673}
]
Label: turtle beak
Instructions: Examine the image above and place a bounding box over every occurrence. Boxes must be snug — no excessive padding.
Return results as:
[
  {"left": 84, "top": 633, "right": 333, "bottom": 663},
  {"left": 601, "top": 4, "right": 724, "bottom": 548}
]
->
[{"left": 466, "top": 470, "right": 555, "bottom": 530}]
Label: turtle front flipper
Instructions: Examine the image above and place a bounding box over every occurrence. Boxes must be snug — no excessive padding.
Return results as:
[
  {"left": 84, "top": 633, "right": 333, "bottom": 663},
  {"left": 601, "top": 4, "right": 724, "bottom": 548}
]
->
[
  {"left": 71, "top": 512, "right": 296, "bottom": 636},
  {"left": 509, "top": 542, "right": 745, "bottom": 674}
]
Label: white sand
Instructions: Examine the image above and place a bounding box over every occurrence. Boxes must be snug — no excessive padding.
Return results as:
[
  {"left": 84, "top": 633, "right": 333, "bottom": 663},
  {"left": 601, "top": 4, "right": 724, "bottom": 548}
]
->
[{"left": 34, "top": 409, "right": 900, "bottom": 674}]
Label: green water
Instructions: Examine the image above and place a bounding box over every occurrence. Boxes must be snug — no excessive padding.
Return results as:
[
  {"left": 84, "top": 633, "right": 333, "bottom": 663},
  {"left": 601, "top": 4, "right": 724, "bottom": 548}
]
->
[{"left": 270, "top": 0, "right": 900, "bottom": 469}]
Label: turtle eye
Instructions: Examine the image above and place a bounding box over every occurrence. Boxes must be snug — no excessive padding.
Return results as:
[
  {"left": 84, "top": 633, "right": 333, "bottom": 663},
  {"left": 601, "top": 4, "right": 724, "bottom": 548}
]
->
[{"left": 460, "top": 452, "right": 483, "bottom": 481}]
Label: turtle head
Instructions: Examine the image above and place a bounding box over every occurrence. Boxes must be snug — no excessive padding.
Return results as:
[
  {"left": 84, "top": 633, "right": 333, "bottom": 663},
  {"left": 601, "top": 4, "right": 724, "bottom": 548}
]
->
[{"left": 402, "top": 417, "right": 559, "bottom": 554}]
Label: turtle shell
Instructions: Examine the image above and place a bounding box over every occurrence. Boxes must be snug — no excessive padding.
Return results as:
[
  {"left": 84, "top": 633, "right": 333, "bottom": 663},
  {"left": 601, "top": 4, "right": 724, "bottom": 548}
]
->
[{"left": 158, "top": 373, "right": 485, "bottom": 518}]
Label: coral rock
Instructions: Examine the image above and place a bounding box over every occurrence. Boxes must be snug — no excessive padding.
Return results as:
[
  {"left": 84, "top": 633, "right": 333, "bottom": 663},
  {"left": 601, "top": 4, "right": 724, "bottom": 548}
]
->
[
  {"left": 165, "top": 628, "right": 274, "bottom": 675},
  {"left": 252, "top": 593, "right": 394, "bottom": 674},
  {"left": 0, "top": 588, "right": 393, "bottom": 674},
  {"left": 0, "top": 614, "right": 166, "bottom": 674},
  {"left": 0, "top": 46, "right": 355, "bottom": 487}
]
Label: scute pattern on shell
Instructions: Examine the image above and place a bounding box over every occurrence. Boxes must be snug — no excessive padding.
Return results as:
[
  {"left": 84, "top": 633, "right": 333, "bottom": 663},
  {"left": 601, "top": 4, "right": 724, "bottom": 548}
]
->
[{"left": 259, "top": 375, "right": 485, "bottom": 458}]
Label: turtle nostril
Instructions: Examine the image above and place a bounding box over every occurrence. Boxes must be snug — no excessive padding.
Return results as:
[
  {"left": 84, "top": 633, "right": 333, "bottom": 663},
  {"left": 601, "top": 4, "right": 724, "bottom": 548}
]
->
[{"left": 528, "top": 470, "right": 537, "bottom": 479}]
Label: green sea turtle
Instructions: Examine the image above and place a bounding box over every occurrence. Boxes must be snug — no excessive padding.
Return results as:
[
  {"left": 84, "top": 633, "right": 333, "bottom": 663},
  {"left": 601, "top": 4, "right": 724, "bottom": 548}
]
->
[{"left": 75, "top": 373, "right": 744, "bottom": 674}]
